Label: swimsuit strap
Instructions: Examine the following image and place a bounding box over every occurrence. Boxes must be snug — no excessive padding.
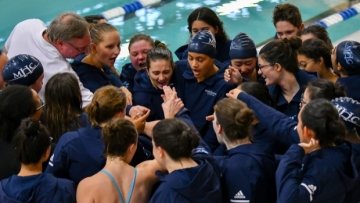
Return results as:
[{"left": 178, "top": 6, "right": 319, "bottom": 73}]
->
[
  {"left": 125, "top": 167, "right": 138, "bottom": 203},
  {"left": 100, "top": 169, "right": 126, "bottom": 203}
]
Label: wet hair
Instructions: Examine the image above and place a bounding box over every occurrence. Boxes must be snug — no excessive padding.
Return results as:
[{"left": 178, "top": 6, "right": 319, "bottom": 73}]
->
[
  {"left": 298, "top": 39, "right": 333, "bottom": 69},
  {"left": 300, "top": 99, "right": 346, "bottom": 147},
  {"left": 306, "top": 79, "right": 345, "bottom": 101},
  {"left": 86, "top": 86, "right": 126, "bottom": 126},
  {"left": 214, "top": 98, "right": 255, "bottom": 141},
  {"left": 0, "top": 85, "right": 37, "bottom": 142},
  {"left": 146, "top": 40, "right": 175, "bottom": 70},
  {"left": 301, "top": 25, "right": 333, "bottom": 49},
  {"left": 47, "top": 12, "right": 89, "bottom": 42},
  {"left": 12, "top": 118, "right": 51, "bottom": 164},
  {"left": 272, "top": 3, "right": 302, "bottom": 28},
  {"left": 84, "top": 14, "right": 107, "bottom": 24},
  {"left": 44, "top": 73, "right": 82, "bottom": 142},
  {"left": 89, "top": 23, "right": 118, "bottom": 44},
  {"left": 187, "top": 7, "right": 229, "bottom": 44},
  {"left": 102, "top": 119, "right": 138, "bottom": 157},
  {"left": 239, "top": 82, "right": 273, "bottom": 107},
  {"left": 128, "top": 33, "right": 154, "bottom": 51},
  {"left": 259, "top": 38, "right": 302, "bottom": 73},
  {"left": 153, "top": 119, "right": 199, "bottom": 160}
]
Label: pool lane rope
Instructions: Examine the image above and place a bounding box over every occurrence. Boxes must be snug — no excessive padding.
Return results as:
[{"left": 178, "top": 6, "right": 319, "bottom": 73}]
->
[
  {"left": 317, "top": 2, "right": 360, "bottom": 28},
  {"left": 102, "top": 0, "right": 161, "bottom": 19}
]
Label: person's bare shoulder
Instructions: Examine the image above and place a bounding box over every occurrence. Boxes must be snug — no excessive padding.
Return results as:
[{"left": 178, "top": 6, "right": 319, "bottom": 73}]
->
[{"left": 77, "top": 173, "right": 112, "bottom": 203}]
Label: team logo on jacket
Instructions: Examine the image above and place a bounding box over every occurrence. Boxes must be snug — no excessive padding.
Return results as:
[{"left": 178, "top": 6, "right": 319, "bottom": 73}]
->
[
  {"left": 205, "top": 89, "right": 217, "bottom": 97},
  {"left": 231, "top": 190, "right": 249, "bottom": 203}
]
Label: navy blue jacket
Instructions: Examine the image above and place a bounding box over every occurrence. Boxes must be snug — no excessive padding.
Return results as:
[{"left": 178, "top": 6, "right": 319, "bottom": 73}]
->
[
  {"left": 268, "top": 69, "right": 315, "bottom": 118},
  {"left": 276, "top": 142, "right": 360, "bottom": 203},
  {"left": 238, "top": 92, "right": 299, "bottom": 152},
  {"left": 216, "top": 143, "right": 276, "bottom": 203},
  {"left": 0, "top": 173, "right": 75, "bottom": 203},
  {"left": 337, "top": 75, "right": 360, "bottom": 101},
  {"left": 149, "top": 158, "right": 222, "bottom": 203},
  {"left": 120, "top": 63, "right": 137, "bottom": 93},
  {"left": 72, "top": 57, "right": 123, "bottom": 93},
  {"left": 46, "top": 127, "right": 105, "bottom": 185},
  {"left": 174, "top": 60, "right": 234, "bottom": 151},
  {"left": 175, "top": 40, "right": 232, "bottom": 63}
]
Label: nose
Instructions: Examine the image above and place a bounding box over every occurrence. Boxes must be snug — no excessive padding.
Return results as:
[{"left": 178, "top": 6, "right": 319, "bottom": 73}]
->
[
  {"left": 114, "top": 46, "right": 121, "bottom": 55},
  {"left": 257, "top": 68, "right": 262, "bottom": 75},
  {"left": 190, "top": 60, "right": 198, "bottom": 69},
  {"left": 158, "top": 74, "right": 165, "bottom": 81},
  {"left": 138, "top": 53, "right": 145, "bottom": 60}
]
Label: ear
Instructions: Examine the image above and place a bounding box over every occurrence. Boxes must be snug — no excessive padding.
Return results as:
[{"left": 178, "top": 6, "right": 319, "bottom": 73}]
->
[
  {"left": 156, "top": 146, "right": 166, "bottom": 158},
  {"left": 274, "top": 63, "right": 282, "bottom": 72},
  {"left": 214, "top": 26, "right": 219, "bottom": 35},
  {"left": 89, "top": 43, "right": 97, "bottom": 54},
  {"left": 303, "top": 126, "right": 316, "bottom": 140},
  {"left": 42, "top": 146, "right": 51, "bottom": 163}
]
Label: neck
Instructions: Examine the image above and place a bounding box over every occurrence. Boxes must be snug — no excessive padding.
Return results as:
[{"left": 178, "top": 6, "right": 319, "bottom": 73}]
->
[
  {"left": 224, "top": 137, "right": 251, "bottom": 150},
  {"left": 166, "top": 157, "right": 198, "bottom": 173},
  {"left": 18, "top": 163, "right": 43, "bottom": 176},
  {"left": 83, "top": 55, "right": 103, "bottom": 69},
  {"left": 318, "top": 68, "right": 338, "bottom": 83},
  {"left": 197, "top": 64, "right": 218, "bottom": 83},
  {"left": 279, "top": 71, "right": 299, "bottom": 102},
  {"left": 105, "top": 156, "right": 129, "bottom": 169}
]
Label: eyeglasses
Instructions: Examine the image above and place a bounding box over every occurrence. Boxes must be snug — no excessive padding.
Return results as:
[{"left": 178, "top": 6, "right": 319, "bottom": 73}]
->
[
  {"left": 258, "top": 64, "right": 273, "bottom": 69},
  {"left": 64, "top": 41, "right": 89, "bottom": 53},
  {"left": 36, "top": 99, "right": 45, "bottom": 111}
]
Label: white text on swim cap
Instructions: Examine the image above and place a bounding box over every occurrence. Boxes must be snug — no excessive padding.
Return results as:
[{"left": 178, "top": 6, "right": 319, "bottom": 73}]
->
[{"left": 9, "top": 62, "right": 40, "bottom": 82}]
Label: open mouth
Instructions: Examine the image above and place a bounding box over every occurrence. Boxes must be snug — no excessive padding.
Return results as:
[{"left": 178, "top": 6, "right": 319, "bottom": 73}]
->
[{"left": 138, "top": 62, "right": 146, "bottom": 68}]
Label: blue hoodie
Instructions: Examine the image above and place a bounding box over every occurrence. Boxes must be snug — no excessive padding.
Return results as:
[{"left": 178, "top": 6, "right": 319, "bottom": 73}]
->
[
  {"left": 46, "top": 127, "right": 105, "bottom": 185},
  {"left": 268, "top": 69, "right": 315, "bottom": 118},
  {"left": 216, "top": 143, "right": 276, "bottom": 203},
  {"left": 174, "top": 60, "right": 234, "bottom": 151},
  {"left": 0, "top": 173, "right": 75, "bottom": 203},
  {"left": 71, "top": 56, "right": 123, "bottom": 93},
  {"left": 149, "top": 158, "right": 222, "bottom": 203},
  {"left": 337, "top": 75, "right": 360, "bottom": 101},
  {"left": 120, "top": 63, "right": 138, "bottom": 93},
  {"left": 237, "top": 92, "right": 299, "bottom": 152},
  {"left": 276, "top": 142, "right": 360, "bottom": 203}
]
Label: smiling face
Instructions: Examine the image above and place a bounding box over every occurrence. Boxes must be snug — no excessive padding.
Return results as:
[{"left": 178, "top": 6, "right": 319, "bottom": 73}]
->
[
  {"left": 231, "top": 57, "right": 257, "bottom": 79},
  {"left": 257, "top": 56, "right": 279, "bottom": 85},
  {"left": 148, "top": 59, "right": 173, "bottom": 89},
  {"left": 129, "top": 40, "right": 153, "bottom": 71},
  {"left": 92, "top": 30, "right": 121, "bottom": 67}
]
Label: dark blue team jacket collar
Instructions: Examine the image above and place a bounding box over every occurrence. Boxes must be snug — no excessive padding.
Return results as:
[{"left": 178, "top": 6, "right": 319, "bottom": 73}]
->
[
  {"left": 227, "top": 142, "right": 273, "bottom": 157},
  {"left": 270, "top": 69, "right": 315, "bottom": 106}
]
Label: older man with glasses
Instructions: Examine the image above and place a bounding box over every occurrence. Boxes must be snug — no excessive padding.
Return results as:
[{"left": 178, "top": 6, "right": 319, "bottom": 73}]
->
[{"left": 4, "top": 12, "right": 93, "bottom": 106}]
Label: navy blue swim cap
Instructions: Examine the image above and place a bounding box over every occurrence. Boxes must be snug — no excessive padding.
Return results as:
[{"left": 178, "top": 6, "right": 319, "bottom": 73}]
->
[
  {"left": 3, "top": 54, "right": 44, "bottom": 86},
  {"left": 229, "top": 33, "right": 257, "bottom": 59},
  {"left": 336, "top": 40, "right": 360, "bottom": 75},
  {"left": 188, "top": 30, "right": 216, "bottom": 58},
  {"left": 332, "top": 97, "right": 360, "bottom": 135}
]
